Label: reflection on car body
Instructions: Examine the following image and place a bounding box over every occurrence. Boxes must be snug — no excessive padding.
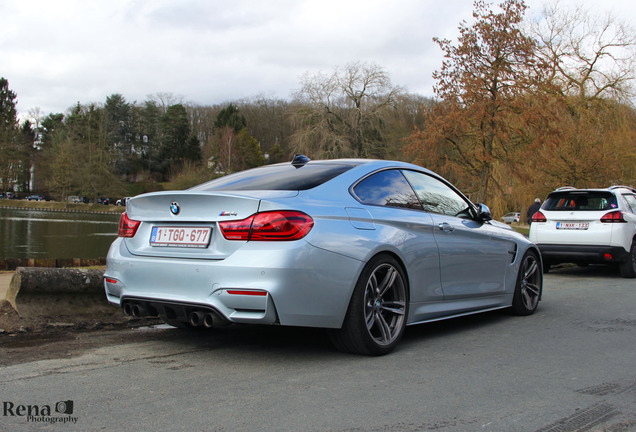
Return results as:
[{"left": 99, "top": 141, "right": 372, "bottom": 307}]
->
[{"left": 104, "top": 156, "right": 543, "bottom": 355}]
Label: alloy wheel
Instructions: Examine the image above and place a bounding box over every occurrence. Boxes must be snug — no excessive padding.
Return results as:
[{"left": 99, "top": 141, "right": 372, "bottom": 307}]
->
[
  {"left": 520, "top": 254, "right": 541, "bottom": 310},
  {"left": 363, "top": 263, "right": 407, "bottom": 347}
]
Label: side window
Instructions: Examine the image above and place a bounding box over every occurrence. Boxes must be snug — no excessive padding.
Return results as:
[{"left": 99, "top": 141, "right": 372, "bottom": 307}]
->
[
  {"left": 353, "top": 170, "right": 423, "bottom": 210},
  {"left": 623, "top": 194, "right": 636, "bottom": 213},
  {"left": 401, "top": 170, "right": 471, "bottom": 217}
]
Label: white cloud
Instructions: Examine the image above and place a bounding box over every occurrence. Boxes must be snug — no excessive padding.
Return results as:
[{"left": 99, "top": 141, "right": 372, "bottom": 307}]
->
[{"left": 1, "top": 0, "right": 633, "bottom": 118}]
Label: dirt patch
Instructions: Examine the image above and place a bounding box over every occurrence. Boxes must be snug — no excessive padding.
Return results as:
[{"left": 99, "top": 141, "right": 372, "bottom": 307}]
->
[
  {"left": 0, "top": 317, "right": 164, "bottom": 367},
  {"left": 0, "top": 267, "right": 168, "bottom": 366}
]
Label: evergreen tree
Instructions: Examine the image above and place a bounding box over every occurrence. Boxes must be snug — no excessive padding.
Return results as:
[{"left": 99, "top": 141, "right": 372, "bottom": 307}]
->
[
  {"left": 0, "top": 78, "right": 28, "bottom": 192},
  {"left": 105, "top": 94, "right": 134, "bottom": 175},
  {"left": 214, "top": 104, "right": 246, "bottom": 132},
  {"left": 158, "top": 104, "right": 201, "bottom": 178},
  {"left": 210, "top": 104, "right": 264, "bottom": 173}
]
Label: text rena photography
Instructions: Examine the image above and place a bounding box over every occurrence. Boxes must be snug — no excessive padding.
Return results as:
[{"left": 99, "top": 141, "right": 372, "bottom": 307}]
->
[{"left": 2, "top": 400, "right": 78, "bottom": 425}]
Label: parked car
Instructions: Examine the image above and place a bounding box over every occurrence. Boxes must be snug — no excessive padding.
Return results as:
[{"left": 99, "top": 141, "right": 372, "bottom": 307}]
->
[
  {"left": 501, "top": 212, "right": 521, "bottom": 224},
  {"left": 98, "top": 198, "right": 110, "bottom": 205},
  {"left": 529, "top": 186, "right": 636, "bottom": 278},
  {"left": 4, "top": 192, "right": 16, "bottom": 199},
  {"left": 104, "top": 156, "right": 543, "bottom": 355},
  {"left": 26, "top": 194, "right": 45, "bottom": 201},
  {"left": 116, "top": 197, "right": 131, "bottom": 206},
  {"left": 67, "top": 196, "right": 82, "bottom": 203}
]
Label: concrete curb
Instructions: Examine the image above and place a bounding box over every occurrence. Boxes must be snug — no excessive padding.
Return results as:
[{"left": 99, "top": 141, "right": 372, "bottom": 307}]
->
[
  {"left": 0, "top": 268, "right": 130, "bottom": 333},
  {"left": 7, "top": 267, "right": 110, "bottom": 317},
  {"left": 0, "top": 257, "right": 107, "bottom": 271}
]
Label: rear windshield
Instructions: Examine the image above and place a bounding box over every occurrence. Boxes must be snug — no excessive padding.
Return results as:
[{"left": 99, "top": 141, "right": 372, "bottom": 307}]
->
[
  {"left": 543, "top": 191, "right": 618, "bottom": 211},
  {"left": 190, "top": 163, "right": 358, "bottom": 191}
]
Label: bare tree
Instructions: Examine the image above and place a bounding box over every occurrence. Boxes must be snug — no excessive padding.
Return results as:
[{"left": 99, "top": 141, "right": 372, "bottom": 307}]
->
[
  {"left": 290, "top": 62, "right": 403, "bottom": 158},
  {"left": 521, "top": 3, "right": 636, "bottom": 190},
  {"left": 27, "top": 107, "right": 44, "bottom": 131},
  {"left": 236, "top": 96, "right": 293, "bottom": 159},
  {"left": 531, "top": 2, "right": 636, "bottom": 101},
  {"left": 146, "top": 92, "right": 184, "bottom": 114}
]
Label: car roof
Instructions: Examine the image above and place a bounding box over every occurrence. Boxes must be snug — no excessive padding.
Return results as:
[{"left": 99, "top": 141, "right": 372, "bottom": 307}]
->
[{"left": 549, "top": 186, "right": 636, "bottom": 194}]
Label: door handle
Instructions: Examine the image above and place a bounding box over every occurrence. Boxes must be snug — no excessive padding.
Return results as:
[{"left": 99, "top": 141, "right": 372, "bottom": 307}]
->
[{"left": 438, "top": 222, "right": 455, "bottom": 233}]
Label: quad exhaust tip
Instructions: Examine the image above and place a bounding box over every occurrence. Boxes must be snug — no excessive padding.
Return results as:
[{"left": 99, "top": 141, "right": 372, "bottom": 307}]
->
[
  {"left": 189, "top": 311, "right": 205, "bottom": 327},
  {"left": 122, "top": 302, "right": 133, "bottom": 316},
  {"left": 122, "top": 301, "right": 228, "bottom": 328},
  {"left": 131, "top": 304, "right": 147, "bottom": 318}
]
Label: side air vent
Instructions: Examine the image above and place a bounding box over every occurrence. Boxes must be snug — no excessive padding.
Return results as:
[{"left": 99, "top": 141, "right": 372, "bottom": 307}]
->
[{"left": 509, "top": 244, "right": 518, "bottom": 263}]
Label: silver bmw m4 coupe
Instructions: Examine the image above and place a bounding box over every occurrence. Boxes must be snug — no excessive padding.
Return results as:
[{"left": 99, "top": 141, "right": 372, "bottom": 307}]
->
[{"left": 104, "top": 156, "right": 542, "bottom": 355}]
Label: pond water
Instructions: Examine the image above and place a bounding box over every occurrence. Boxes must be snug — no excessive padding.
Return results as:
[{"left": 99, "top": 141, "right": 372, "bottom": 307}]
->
[{"left": 0, "top": 208, "right": 120, "bottom": 259}]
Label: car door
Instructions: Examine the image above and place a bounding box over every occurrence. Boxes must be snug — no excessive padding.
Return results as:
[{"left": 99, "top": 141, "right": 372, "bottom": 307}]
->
[
  {"left": 351, "top": 169, "right": 443, "bottom": 305},
  {"left": 402, "top": 170, "right": 513, "bottom": 300}
]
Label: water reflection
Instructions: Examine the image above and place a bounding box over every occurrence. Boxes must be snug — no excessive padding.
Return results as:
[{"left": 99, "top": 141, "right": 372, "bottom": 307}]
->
[{"left": 0, "top": 208, "right": 120, "bottom": 259}]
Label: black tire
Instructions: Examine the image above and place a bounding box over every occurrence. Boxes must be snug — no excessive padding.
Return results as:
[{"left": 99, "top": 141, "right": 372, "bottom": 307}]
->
[
  {"left": 330, "top": 254, "right": 408, "bottom": 356},
  {"left": 619, "top": 240, "right": 636, "bottom": 278},
  {"left": 511, "top": 250, "right": 543, "bottom": 315}
]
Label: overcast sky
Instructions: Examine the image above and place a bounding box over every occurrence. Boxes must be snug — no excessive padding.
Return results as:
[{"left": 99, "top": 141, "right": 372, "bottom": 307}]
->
[{"left": 1, "top": 0, "right": 634, "bottom": 119}]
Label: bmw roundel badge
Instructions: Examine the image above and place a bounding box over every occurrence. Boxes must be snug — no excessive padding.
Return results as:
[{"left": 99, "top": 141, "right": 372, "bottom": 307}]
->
[{"left": 170, "top": 201, "right": 180, "bottom": 215}]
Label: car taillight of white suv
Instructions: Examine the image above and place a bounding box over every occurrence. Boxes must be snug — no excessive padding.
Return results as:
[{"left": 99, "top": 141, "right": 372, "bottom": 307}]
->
[{"left": 529, "top": 186, "right": 636, "bottom": 278}]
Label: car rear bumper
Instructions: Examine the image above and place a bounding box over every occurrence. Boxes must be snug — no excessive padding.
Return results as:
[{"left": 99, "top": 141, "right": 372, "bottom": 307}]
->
[
  {"left": 538, "top": 244, "right": 629, "bottom": 264},
  {"left": 103, "top": 237, "right": 363, "bottom": 329}
]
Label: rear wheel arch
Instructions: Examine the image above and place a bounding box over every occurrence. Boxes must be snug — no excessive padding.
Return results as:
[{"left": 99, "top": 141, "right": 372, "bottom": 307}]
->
[
  {"left": 511, "top": 249, "right": 543, "bottom": 315},
  {"left": 377, "top": 251, "right": 409, "bottom": 288},
  {"left": 331, "top": 251, "right": 410, "bottom": 355},
  {"left": 528, "top": 246, "right": 545, "bottom": 294},
  {"left": 351, "top": 250, "right": 410, "bottom": 301}
]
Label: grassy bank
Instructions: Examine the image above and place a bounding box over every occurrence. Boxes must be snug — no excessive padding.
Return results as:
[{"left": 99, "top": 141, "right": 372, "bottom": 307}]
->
[
  {"left": 0, "top": 199, "right": 124, "bottom": 214},
  {"left": 512, "top": 225, "right": 530, "bottom": 236}
]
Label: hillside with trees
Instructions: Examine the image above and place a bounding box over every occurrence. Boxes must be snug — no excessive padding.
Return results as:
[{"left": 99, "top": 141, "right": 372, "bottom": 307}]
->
[
  {"left": 1, "top": 0, "right": 633, "bottom": 218},
  {"left": 404, "top": 0, "right": 635, "bottom": 215}
]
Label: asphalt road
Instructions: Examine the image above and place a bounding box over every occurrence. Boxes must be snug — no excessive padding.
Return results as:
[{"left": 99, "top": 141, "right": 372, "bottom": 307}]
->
[{"left": 1, "top": 265, "right": 635, "bottom": 432}]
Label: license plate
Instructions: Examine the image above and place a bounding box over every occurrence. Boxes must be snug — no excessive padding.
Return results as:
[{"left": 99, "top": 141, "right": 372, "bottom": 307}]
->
[
  {"left": 150, "top": 226, "right": 212, "bottom": 248},
  {"left": 556, "top": 222, "right": 589, "bottom": 230}
]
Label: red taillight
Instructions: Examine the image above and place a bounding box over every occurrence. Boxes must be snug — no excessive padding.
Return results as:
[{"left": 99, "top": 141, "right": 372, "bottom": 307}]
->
[
  {"left": 118, "top": 212, "right": 141, "bottom": 237},
  {"left": 600, "top": 210, "right": 626, "bottom": 223},
  {"left": 531, "top": 211, "right": 546, "bottom": 223},
  {"left": 250, "top": 211, "right": 314, "bottom": 241},
  {"left": 219, "top": 211, "right": 314, "bottom": 241},
  {"left": 219, "top": 215, "right": 254, "bottom": 240}
]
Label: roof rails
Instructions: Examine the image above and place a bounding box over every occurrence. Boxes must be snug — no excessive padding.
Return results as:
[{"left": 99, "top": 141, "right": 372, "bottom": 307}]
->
[
  {"left": 609, "top": 185, "right": 636, "bottom": 192},
  {"left": 551, "top": 185, "right": 636, "bottom": 194}
]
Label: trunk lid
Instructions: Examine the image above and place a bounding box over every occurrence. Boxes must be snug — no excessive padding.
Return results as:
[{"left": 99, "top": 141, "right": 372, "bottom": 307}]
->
[{"left": 123, "top": 190, "right": 296, "bottom": 259}]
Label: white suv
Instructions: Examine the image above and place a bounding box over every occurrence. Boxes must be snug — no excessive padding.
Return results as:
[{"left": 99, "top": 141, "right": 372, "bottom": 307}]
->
[{"left": 529, "top": 186, "right": 636, "bottom": 278}]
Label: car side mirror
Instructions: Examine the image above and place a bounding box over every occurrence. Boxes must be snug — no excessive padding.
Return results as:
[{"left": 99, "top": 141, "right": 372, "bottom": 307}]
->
[{"left": 475, "top": 203, "right": 493, "bottom": 221}]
